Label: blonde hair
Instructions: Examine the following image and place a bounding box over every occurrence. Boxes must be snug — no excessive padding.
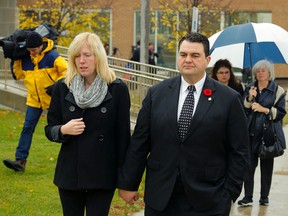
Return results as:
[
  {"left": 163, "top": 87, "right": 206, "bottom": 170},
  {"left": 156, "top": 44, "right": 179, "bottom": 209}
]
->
[
  {"left": 65, "top": 32, "right": 116, "bottom": 86},
  {"left": 252, "top": 59, "right": 275, "bottom": 81}
]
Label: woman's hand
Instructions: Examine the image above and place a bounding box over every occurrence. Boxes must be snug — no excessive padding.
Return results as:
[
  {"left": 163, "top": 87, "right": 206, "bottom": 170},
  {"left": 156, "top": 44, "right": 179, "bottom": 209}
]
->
[
  {"left": 251, "top": 102, "right": 269, "bottom": 114},
  {"left": 60, "top": 118, "right": 85, "bottom": 135},
  {"left": 248, "top": 86, "right": 257, "bottom": 101}
]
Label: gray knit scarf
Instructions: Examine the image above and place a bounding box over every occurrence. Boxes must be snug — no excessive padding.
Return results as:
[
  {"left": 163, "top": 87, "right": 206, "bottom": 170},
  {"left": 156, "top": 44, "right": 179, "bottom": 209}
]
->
[{"left": 70, "top": 74, "right": 108, "bottom": 109}]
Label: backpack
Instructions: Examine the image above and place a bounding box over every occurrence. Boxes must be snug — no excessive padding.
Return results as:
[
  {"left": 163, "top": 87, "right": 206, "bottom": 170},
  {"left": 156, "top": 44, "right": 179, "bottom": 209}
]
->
[{"left": 0, "top": 22, "right": 58, "bottom": 60}]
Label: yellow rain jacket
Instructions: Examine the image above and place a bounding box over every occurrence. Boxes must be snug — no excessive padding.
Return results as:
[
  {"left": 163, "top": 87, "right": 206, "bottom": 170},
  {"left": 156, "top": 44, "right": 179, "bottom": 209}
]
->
[{"left": 11, "top": 38, "right": 67, "bottom": 109}]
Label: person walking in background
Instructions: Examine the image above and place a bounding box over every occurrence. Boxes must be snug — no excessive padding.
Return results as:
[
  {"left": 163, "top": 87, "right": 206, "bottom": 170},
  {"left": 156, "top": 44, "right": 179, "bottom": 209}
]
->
[
  {"left": 148, "top": 42, "right": 158, "bottom": 66},
  {"left": 210, "top": 59, "right": 244, "bottom": 96},
  {"left": 104, "top": 43, "right": 110, "bottom": 56},
  {"left": 112, "top": 47, "right": 121, "bottom": 58},
  {"left": 45, "top": 32, "right": 131, "bottom": 216},
  {"left": 129, "top": 40, "right": 141, "bottom": 72},
  {"left": 148, "top": 42, "right": 159, "bottom": 74},
  {"left": 118, "top": 32, "right": 249, "bottom": 216},
  {"left": 238, "top": 59, "right": 286, "bottom": 207},
  {"left": 3, "top": 31, "right": 67, "bottom": 172},
  {"left": 130, "top": 40, "right": 140, "bottom": 62}
]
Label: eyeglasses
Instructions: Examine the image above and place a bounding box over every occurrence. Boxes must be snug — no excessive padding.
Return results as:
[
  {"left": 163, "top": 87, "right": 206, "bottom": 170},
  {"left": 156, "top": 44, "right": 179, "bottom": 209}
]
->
[{"left": 217, "top": 72, "right": 230, "bottom": 75}]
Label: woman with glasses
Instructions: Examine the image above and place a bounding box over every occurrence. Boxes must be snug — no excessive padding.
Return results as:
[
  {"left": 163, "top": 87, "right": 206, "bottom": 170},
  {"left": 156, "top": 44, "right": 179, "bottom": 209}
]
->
[{"left": 210, "top": 59, "right": 244, "bottom": 96}]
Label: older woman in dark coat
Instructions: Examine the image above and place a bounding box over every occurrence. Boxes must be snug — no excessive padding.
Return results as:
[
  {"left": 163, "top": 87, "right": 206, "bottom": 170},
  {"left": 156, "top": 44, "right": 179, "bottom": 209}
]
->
[
  {"left": 238, "top": 59, "right": 286, "bottom": 207},
  {"left": 45, "top": 32, "right": 131, "bottom": 216}
]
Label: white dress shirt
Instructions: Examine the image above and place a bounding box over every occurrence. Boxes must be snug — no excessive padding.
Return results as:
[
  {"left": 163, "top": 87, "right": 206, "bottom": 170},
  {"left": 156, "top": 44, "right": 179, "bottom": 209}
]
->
[{"left": 177, "top": 74, "right": 206, "bottom": 120}]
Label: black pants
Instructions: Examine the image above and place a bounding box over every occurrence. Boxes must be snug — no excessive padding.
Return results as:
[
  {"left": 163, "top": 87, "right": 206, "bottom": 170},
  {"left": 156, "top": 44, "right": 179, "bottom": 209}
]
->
[
  {"left": 243, "top": 151, "right": 274, "bottom": 198},
  {"left": 145, "top": 179, "right": 231, "bottom": 216},
  {"left": 58, "top": 188, "right": 114, "bottom": 216}
]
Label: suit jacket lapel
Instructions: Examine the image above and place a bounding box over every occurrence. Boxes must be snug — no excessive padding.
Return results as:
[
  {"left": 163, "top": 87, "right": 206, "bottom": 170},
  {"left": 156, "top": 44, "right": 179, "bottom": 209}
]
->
[
  {"left": 184, "top": 76, "right": 216, "bottom": 141},
  {"left": 166, "top": 76, "right": 181, "bottom": 141}
]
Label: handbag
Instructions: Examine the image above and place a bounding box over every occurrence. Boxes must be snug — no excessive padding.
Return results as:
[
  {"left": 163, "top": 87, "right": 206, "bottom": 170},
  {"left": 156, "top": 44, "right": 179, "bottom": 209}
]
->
[{"left": 258, "top": 112, "right": 284, "bottom": 159}]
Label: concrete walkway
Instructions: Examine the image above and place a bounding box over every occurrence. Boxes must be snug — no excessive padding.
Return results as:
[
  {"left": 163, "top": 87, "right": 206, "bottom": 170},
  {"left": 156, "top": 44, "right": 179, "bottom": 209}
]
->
[{"left": 131, "top": 125, "right": 288, "bottom": 216}]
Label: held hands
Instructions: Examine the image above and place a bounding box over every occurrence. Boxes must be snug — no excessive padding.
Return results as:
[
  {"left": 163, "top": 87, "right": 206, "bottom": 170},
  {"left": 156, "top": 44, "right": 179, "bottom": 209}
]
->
[
  {"left": 60, "top": 118, "right": 85, "bottom": 135},
  {"left": 118, "top": 189, "right": 139, "bottom": 205}
]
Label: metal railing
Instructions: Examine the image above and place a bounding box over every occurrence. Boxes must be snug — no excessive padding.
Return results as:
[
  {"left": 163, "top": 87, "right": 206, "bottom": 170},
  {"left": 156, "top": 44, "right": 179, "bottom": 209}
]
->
[
  {"left": 0, "top": 50, "right": 27, "bottom": 95},
  {"left": 0, "top": 46, "right": 179, "bottom": 126}
]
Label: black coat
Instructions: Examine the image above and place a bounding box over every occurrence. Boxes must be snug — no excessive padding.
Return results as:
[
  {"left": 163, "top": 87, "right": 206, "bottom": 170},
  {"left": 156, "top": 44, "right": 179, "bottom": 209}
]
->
[
  {"left": 130, "top": 48, "right": 140, "bottom": 62},
  {"left": 243, "top": 81, "right": 286, "bottom": 153},
  {"left": 119, "top": 76, "right": 249, "bottom": 212},
  {"left": 45, "top": 78, "right": 131, "bottom": 190}
]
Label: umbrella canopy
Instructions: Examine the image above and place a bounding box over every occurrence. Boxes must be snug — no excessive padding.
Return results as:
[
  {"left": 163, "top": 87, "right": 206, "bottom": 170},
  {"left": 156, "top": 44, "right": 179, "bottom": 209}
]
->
[{"left": 208, "top": 22, "right": 288, "bottom": 69}]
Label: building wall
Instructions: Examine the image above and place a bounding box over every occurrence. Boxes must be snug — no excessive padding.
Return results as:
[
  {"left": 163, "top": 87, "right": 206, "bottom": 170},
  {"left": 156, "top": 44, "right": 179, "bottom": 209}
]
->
[
  {"left": 231, "top": 0, "right": 288, "bottom": 31},
  {"left": 0, "top": 0, "right": 17, "bottom": 38},
  {"left": 11, "top": 0, "right": 288, "bottom": 78},
  {"left": 110, "top": 1, "right": 139, "bottom": 60},
  {"left": 231, "top": 0, "right": 288, "bottom": 78},
  {"left": 110, "top": 0, "right": 159, "bottom": 60},
  {"left": 111, "top": 0, "right": 288, "bottom": 77}
]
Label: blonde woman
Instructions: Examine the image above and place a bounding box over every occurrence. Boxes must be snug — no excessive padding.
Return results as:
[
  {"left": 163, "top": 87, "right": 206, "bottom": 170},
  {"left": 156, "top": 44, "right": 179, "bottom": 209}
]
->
[{"left": 45, "top": 32, "right": 131, "bottom": 216}]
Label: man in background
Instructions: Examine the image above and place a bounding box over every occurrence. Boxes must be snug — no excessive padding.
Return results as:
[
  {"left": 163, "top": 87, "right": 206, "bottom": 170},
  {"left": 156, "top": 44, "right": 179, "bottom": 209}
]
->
[
  {"left": 3, "top": 31, "right": 67, "bottom": 172},
  {"left": 148, "top": 42, "right": 158, "bottom": 66},
  {"left": 130, "top": 40, "right": 140, "bottom": 62}
]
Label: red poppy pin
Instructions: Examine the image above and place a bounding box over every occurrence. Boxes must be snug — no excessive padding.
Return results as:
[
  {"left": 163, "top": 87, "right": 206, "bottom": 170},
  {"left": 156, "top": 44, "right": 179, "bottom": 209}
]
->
[{"left": 203, "top": 88, "right": 212, "bottom": 100}]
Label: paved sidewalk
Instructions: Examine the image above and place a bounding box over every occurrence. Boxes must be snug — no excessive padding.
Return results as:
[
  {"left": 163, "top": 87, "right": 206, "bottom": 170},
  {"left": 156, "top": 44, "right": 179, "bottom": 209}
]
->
[{"left": 132, "top": 125, "right": 288, "bottom": 216}]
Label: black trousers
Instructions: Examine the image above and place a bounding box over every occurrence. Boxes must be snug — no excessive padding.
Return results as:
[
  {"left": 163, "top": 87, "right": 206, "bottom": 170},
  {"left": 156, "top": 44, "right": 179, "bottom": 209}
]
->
[
  {"left": 58, "top": 188, "right": 114, "bottom": 216},
  {"left": 145, "top": 179, "right": 231, "bottom": 216},
  {"left": 243, "top": 151, "right": 274, "bottom": 198}
]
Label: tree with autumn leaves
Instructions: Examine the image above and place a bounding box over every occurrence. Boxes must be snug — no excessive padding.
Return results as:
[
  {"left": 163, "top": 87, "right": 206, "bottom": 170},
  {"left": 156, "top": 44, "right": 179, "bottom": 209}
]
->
[
  {"left": 155, "top": 0, "right": 239, "bottom": 51},
  {"left": 17, "top": 0, "right": 111, "bottom": 47},
  {"left": 17, "top": 0, "right": 241, "bottom": 55}
]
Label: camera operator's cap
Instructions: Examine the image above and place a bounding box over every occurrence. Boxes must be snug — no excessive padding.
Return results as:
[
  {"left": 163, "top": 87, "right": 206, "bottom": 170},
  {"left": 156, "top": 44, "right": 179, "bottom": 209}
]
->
[{"left": 25, "top": 31, "right": 43, "bottom": 48}]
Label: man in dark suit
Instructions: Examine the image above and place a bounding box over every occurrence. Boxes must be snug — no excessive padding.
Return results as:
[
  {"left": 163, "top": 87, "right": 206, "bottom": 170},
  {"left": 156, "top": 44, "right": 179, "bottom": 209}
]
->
[
  {"left": 118, "top": 32, "right": 249, "bottom": 215},
  {"left": 130, "top": 40, "right": 141, "bottom": 62}
]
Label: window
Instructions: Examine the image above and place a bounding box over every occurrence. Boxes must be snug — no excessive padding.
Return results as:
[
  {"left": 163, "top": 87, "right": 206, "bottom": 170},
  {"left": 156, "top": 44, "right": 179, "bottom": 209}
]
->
[
  {"left": 133, "top": 10, "right": 272, "bottom": 70},
  {"left": 225, "top": 11, "right": 272, "bottom": 26}
]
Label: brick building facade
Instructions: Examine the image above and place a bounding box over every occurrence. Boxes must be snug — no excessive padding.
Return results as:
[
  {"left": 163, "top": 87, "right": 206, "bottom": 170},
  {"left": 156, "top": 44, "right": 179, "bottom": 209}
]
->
[
  {"left": 0, "top": 0, "right": 17, "bottom": 37},
  {"left": 2, "top": 0, "right": 288, "bottom": 79},
  {"left": 109, "top": 0, "right": 288, "bottom": 78}
]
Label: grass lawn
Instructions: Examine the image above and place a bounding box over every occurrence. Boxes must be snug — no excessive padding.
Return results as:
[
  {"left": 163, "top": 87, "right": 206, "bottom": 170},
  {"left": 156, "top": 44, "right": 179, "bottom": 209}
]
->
[
  {"left": 1, "top": 108, "right": 287, "bottom": 216},
  {"left": 0, "top": 109, "right": 144, "bottom": 216}
]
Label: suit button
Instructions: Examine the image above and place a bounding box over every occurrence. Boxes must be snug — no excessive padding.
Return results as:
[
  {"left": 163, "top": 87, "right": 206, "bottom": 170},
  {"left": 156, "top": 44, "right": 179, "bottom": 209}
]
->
[{"left": 99, "top": 135, "right": 104, "bottom": 141}]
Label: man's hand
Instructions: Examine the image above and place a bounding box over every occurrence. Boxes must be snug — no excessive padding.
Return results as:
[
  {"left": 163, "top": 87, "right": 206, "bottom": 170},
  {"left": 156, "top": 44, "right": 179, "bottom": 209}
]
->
[{"left": 118, "top": 189, "right": 139, "bottom": 205}]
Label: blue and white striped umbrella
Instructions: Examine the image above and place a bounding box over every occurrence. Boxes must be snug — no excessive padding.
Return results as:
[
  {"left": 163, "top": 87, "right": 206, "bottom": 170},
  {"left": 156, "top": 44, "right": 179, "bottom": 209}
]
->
[{"left": 208, "top": 22, "right": 288, "bottom": 69}]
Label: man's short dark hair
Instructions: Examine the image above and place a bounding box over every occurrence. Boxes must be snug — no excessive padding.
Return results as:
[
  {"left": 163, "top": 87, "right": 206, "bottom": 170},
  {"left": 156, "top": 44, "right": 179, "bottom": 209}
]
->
[{"left": 178, "top": 32, "right": 210, "bottom": 57}]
